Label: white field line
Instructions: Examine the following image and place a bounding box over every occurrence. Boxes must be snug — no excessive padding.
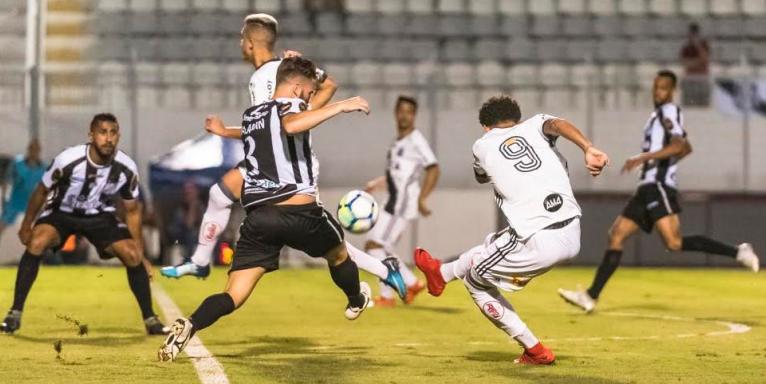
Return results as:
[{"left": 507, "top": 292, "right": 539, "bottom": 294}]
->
[{"left": 152, "top": 283, "right": 230, "bottom": 384}]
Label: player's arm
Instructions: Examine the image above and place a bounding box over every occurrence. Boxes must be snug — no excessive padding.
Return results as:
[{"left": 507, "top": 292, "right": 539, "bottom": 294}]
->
[
  {"left": 17, "top": 183, "right": 49, "bottom": 245},
  {"left": 307, "top": 75, "right": 337, "bottom": 110},
  {"left": 418, "top": 164, "right": 440, "bottom": 216},
  {"left": 364, "top": 175, "right": 386, "bottom": 192},
  {"left": 622, "top": 135, "right": 689, "bottom": 173},
  {"left": 204, "top": 115, "right": 241, "bottom": 139},
  {"left": 542, "top": 118, "right": 609, "bottom": 177},
  {"left": 282, "top": 96, "right": 369, "bottom": 135}
]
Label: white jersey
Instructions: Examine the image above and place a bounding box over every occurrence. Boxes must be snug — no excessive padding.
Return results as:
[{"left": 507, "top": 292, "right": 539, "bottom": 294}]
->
[
  {"left": 472, "top": 114, "right": 581, "bottom": 240},
  {"left": 248, "top": 58, "right": 281, "bottom": 106},
  {"left": 638, "top": 102, "right": 686, "bottom": 188},
  {"left": 383, "top": 129, "right": 438, "bottom": 220}
]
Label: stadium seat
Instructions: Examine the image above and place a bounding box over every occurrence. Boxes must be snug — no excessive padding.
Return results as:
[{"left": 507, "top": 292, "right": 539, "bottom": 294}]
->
[
  {"left": 376, "top": 0, "right": 405, "bottom": 14},
  {"left": 439, "top": 15, "right": 469, "bottom": 37},
  {"left": 442, "top": 39, "right": 473, "bottom": 62},
  {"left": 710, "top": 0, "right": 739, "bottom": 15},
  {"left": 653, "top": 16, "right": 688, "bottom": 38},
  {"left": 279, "top": 13, "right": 313, "bottom": 36},
  {"left": 618, "top": 0, "right": 647, "bottom": 15},
  {"left": 382, "top": 63, "right": 413, "bottom": 86},
  {"left": 508, "top": 64, "right": 539, "bottom": 87},
  {"left": 89, "top": 38, "right": 131, "bottom": 61},
  {"left": 190, "top": 13, "right": 227, "bottom": 36},
  {"left": 634, "top": 61, "right": 660, "bottom": 89},
  {"left": 163, "top": 86, "right": 192, "bottom": 108},
  {"left": 283, "top": 0, "right": 304, "bottom": 12},
  {"left": 129, "top": 0, "right": 157, "bottom": 12},
  {"left": 622, "top": 17, "right": 653, "bottom": 38},
  {"left": 438, "top": 0, "right": 465, "bottom": 14},
  {"left": 316, "top": 12, "right": 344, "bottom": 36},
  {"left": 711, "top": 41, "right": 747, "bottom": 64},
  {"left": 95, "top": 0, "right": 128, "bottom": 12},
  {"left": 749, "top": 42, "right": 766, "bottom": 64},
  {"left": 225, "top": 62, "right": 251, "bottom": 87},
  {"left": 377, "top": 15, "right": 407, "bottom": 36},
  {"left": 159, "top": 0, "right": 188, "bottom": 11},
  {"left": 569, "top": 64, "right": 595, "bottom": 87},
  {"left": 135, "top": 62, "right": 161, "bottom": 84},
  {"left": 157, "top": 38, "right": 193, "bottom": 61},
  {"left": 713, "top": 17, "right": 746, "bottom": 39},
  {"left": 528, "top": 0, "right": 556, "bottom": 15},
  {"left": 536, "top": 39, "right": 569, "bottom": 62},
  {"left": 134, "top": 85, "right": 159, "bottom": 108},
  {"left": 346, "top": 14, "right": 378, "bottom": 35},
  {"left": 476, "top": 60, "right": 505, "bottom": 86},
  {"left": 91, "top": 12, "right": 128, "bottom": 36},
  {"left": 98, "top": 61, "right": 128, "bottom": 83},
  {"left": 473, "top": 38, "right": 507, "bottom": 61},
  {"left": 679, "top": 0, "right": 708, "bottom": 16},
  {"left": 0, "top": 36, "right": 26, "bottom": 63},
  {"left": 589, "top": 0, "right": 617, "bottom": 15},
  {"left": 498, "top": 0, "right": 525, "bottom": 15},
  {"left": 539, "top": 63, "right": 569, "bottom": 87},
  {"left": 648, "top": 0, "right": 677, "bottom": 16},
  {"left": 562, "top": 15, "right": 592, "bottom": 37},
  {"left": 596, "top": 39, "right": 628, "bottom": 63},
  {"left": 191, "top": 0, "right": 219, "bottom": 10},
  {"left": 162, "top": 62, "right": 192, "bottom": 85},
  {"left": 221, "top": 0, "right": 249, "bottom": 12},
  {"left": 192, "top": 63, "right": 223, "bottom": 86},
  {"left": 406, "top": 0, "right": 433, "bottom": 14},
  {"left": 412, "top": 61, "right": 438, "bottom": 85},
  {"left": 592, "top": 16, "right": 621, "bottom": 37},
  {"left": 447, "top": 89, "right": 478, "bottom": 109},
  {"left": 346, "top": 38, "right": 377, "bottom": 60},
  {"left": 160, "top": 13, "right": 188, "bottom": 36},
  {"left": 469, "top": 15, "right": 499, "bottom": 37},
  {"left": 505, "top": 38, "right": 537, "bottom": 62},
  {"left": 345, "top": 0, "right": 373, "bottom": 13},
  {"left": 531, "top": 16, "right": 561, "bottom": 37},
  {"left": 628, "top": 39, "right": 661, "bottom": 62},
  {"left": 192, "top": 38, "right": 224, "bottom": 61},
  {"left": 499, "top": 16, "right": 529, "bottom": 38},
  {"left": 252, "top": 0, "right": 281, "bottom": 12},
  {"left": 378, "top": 39, "right": 411, "bottom": 61},
  {"left": 351, "top": 61, "right": 382, "bottom": 86},
  {"left": 444, "top": 63, "right": 475, "bottom": 87},
  {"left": 405, "top": 14, "right": 439, "bottom": 36},
  {"left": 130, "top": 38, "right": 159, "bottom": 61},
  {"left": 129, "top": 11, "right": 159, "bottom": 36},
  {"left": 559, "top": 0, "right": 587, "bottom": 14},
  {"left": 742, "top": 0, "right": 766, "bottom": 15},
  {"left": 468, "top": 0, "right": 495, "bottom": 15},
  {"left": 508, "top": 89, "right": 539, "bottom": 109},
  {"left": 322, "top": 63, "right": 351, "bottom": 85},
  {"left": 409, "top": 39, "right": 439, "bottom": 61},
  {"left": 744, "top": 17, "right": 766, "bottom": 38},
  {"left": 564, "top": 39, "right": 597, "bottom": 62}
]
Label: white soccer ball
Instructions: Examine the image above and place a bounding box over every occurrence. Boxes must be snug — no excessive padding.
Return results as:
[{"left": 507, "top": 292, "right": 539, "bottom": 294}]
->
[{"left": 336, "top": 190, "right": 380, "bottom": 233}]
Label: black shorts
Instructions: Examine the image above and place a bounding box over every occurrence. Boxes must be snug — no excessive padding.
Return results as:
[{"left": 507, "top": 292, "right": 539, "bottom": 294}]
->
[
  {"left": 232, "top": 202, "right": 345, "bottom": 272},
  {"left": 35, "top": 211, "right": 133, "bottom": 258},
  {"left": 621, "top": 183, "right": 682, "bottom": 233}
]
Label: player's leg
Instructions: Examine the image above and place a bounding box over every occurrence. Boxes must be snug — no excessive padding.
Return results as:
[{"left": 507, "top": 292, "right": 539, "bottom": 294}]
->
[
  {"left": 415, "top": 243, "right": 483, "bottom": 296},
  {"left": 365, "top": 213, "right": 423, "bottom": 304},
  {"left": 1, "top": 222, "right": 61, "bottom": 333},
  {"left": 345, "top": 241, "right": 407, "bottom": 300},
  {"left": 654, "top": 214, "right": 758, "bottom": 271},
  {"left": 323, "top": 243, "right": 371, "bottom": 319},
  {"left": 161, "top": 167, "right": 243, "bottom": 278}
]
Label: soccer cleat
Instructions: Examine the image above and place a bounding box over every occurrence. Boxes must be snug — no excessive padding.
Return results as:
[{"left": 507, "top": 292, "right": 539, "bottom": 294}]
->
[
  {"left": 380, "top": 257, "right": 408, "bottom": 300},
  {"left": 145, "top": 316, "right": 171, "bottom": 335},
  {"left": 344, "top": 282, "right": 371, "bottom": 320},
  {"left": 0, "top": 310, "right": 22, "bottom": 334},
  {"left": 158, "top": 318, "right": 194, "bottom": 362},
  {"left": 514, "top": 343, "right": 555, "bottom": 365},
  {"left": 160, "top": 261, "right": 211, "bottom": 279},
  {"left": 736, "top": 243, "right": 760, "bottom": 273},
  {"left": 404, "top": 280, "right": 426, "bottom": 304},
  {"left": 414, "top": 248, "right": 446, "bottom": 297},
  {"left": 373, "top": 295, "right": 397, "bottom": 308},
  {"left": 557, "top": 288, "right": 596, "bottom": 313}
]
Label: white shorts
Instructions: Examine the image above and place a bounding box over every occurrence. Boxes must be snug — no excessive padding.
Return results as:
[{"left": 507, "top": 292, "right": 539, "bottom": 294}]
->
[
  {"left": 366, "top": 210, "right": 410, "bottom": 252},
  {"left": 468, "top": 218, "right": 581, "bottom": 292}
]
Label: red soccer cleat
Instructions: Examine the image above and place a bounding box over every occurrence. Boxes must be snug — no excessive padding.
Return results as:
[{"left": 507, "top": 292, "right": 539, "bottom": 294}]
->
[
  {"left": 414, "top": 248, "right": 446, "bottom": 297},
  {"left": 514, "top": 343, "right": 555, "bottom": 365},
  {"left": 404, "top": 280, "right": 426, "bottom": 304},
  {"left": 373, "top": 296, "right": 396, "bottom": 308}
]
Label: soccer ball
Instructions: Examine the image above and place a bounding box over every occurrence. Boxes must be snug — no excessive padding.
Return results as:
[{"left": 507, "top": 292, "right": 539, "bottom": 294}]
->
[{"left": 337, "top": 190, "right": 379, "bottom": 233}]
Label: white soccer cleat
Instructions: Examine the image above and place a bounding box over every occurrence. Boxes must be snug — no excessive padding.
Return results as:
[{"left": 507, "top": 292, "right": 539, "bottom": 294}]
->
[
  {"left": 344, "top": 282, "right": 371, "bottom": 320},
  {"left": 736, "top": 243, "right": 759, "bottom": 273},
  {"left": 557, "top": 288, "right": 596, "bottom": 313},
  {"left": 158, "top": 318, "right": 194, "bottom": 362}
]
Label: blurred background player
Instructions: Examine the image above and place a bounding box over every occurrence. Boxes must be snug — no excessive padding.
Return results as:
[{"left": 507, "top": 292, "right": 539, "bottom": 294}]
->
[
  {"left": 415, "top": 95, "right": 609, "bottom": 365},
  {"left": 1, "top": 113, "right": 167, "bottom": 335},
  {"left": 558, "top": 70, "right": 759, "bottom": 313},
  {"left": 160, "top": 13, "right": 408, "bottom": 300},
  {"left": 0, "top": 139, "right": 45, "bottom": 244},
  {"left": 363, "top": 96, "right": 439, "bottom": 306},
  {"left": 159, "top": 58, "right": 373, "bottom": 362}
]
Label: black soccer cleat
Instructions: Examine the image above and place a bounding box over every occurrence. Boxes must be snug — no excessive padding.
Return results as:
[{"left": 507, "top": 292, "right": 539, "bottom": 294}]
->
[
  {"left": 1, "top": 310, "right": 22, "bottom": 334},
  {"left": 145, "top": 315, "right": 171, "bottom": 335}
]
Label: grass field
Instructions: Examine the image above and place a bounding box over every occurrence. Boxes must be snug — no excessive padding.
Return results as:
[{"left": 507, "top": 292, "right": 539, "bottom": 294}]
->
[{"left": 0, "top": 266, "right": 764, "bottom": 384}]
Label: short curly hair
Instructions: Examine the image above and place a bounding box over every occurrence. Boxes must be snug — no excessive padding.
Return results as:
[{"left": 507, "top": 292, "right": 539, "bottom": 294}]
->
[
  {"left": 276, "top": 56, "right": 318, "bottom": 85},
  {"left": 478, "top": 95, "right": 521, "bottom": 127}
]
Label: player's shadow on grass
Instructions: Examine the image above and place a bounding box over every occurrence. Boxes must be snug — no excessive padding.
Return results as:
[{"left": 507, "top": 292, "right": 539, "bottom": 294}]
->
[
  {"left": 13, "top": 326, "right": 150, "bottom": 346},
  {"left": 209, "top": 335, "right": 393, "bottom": 383},
  {"left": 400, "top": 305, "right": 465, "bottom": 314},
  {"left": 465, "top": 351, "right": 626, "bottom": 384}
]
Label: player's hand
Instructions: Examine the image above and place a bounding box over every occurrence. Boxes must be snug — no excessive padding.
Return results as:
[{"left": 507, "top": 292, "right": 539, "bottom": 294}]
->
[
  {"left": 622, "top": 154, "right": 647, "bottom": 174},
  {"left": 418, "top": 198, "right": 432, "bottom": 217},
  {"left": 282, "top": 49, "right": 303, "bottom": 58},
  {"left": 339, "top": 97, "right": 370, "bottom": 114},
  {"left": 204, "top": 115, "right": 226, "bottom": 136},
  {"left": 585, "top": 146, "right": 609, "bottom": 177},
  {"left": 17, "top": 226, "right": 32, "bottom": 246}
]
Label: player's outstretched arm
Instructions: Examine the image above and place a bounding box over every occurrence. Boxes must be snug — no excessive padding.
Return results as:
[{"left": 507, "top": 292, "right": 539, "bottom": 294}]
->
[
  {"left": 364, "top": 176, "right": 386, "bottom": 192},
  {"left": 622, "top": 135, "right": 689, "bottom": 173},
  {"left": 282, "top": 96, "right": 369, "bottom": 135},
  {"left": 205, "top": 115, "right": 241, "bottom": 139},
  {"left": 17, "top": 183, "right": 49, "bottom": 245},
  {"left": 308, "top": 75, "right": 337, "bottom": 110},
  {"left": 543, "top": 118, "right": 609, "bottom": 177}
]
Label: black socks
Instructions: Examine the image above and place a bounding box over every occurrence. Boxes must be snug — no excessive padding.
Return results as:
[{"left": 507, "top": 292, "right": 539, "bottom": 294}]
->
[
  {"left": 682, "top": 235, "right": 738, "bottom": 258},
  {"left": 189, "top": 293, "right": 235, "bottom": 331},
  {"left": 587, "top": 249, "right": 623, "bottom": 300},
  {"left": 11, "top": 251, "right": 42, "bottom": 312},
  {"left": 328, "top": 257, "right": 364, "bottom": 307},
  {"left": 126, "top": 264, "right": 155, "bottom": 319}
]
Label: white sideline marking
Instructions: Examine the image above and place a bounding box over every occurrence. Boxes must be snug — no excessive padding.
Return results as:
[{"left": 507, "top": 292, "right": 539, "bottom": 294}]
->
[{"left": 153, "top": 283, "right": 230, "bottom": 384}]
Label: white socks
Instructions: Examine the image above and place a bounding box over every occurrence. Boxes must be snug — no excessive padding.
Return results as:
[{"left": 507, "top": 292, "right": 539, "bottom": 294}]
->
[
  {"left": 464, "top": 275, "right": 539, "bottom": 349},
  {"left": 190, "top": 184, "right": 234, "bottom": 267},
  {"left": 440, "top": 244, "right": 481, "bottom": 283},
  {"left": 345, "top": 242, "right": 388, "bottom": 280}
]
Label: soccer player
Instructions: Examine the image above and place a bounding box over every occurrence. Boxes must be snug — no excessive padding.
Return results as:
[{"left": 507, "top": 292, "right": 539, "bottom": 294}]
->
[
  {"left": 159, "top": 14, "right": 407, "bottom": 299},
  {"left": 159, "top": 57, "right": 373, "bottom": 361},
  {"left": 415, "top": 95, "right": 609, "bottom": 364},
  {"left": 361, "top": 96, "right": 438, "bottom": 306},
  {"left": 0, "top": 139, "right": 45, "bottom": 242},
  {"left": 558, "top": 70, "right": 759, "bottom": 313},
  {"left": 0, "top": 113, "right": 167, "bottom": 335}
]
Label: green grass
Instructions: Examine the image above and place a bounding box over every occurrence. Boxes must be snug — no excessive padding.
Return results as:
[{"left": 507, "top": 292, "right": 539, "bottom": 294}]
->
[{"left": 1, "top": 266, "right": 764, "bottom": 383}]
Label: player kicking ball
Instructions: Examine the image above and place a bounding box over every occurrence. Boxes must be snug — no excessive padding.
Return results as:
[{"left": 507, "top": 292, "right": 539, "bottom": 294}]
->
[
  {"left": 558, "top": 70, "right": 759, "bottom": 314},
  {"left": 415, "top": 95, "right": 609, "bottom": 364},
  {"left": 1, "top": 113, "right": 167, "bottom": 335},
  {"left": 159, "top": 57, "right": 373, "bottom": 361}
]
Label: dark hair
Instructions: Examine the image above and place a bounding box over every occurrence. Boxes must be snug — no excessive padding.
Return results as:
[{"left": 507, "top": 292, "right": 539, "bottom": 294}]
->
[
  {"left": 395, "top": 96, "right": 418, "bottom": 111},
  {"left": 478, "top": 95, "right": 521, "bottom": 127},
  {"left": 90, "top": 113, "right": 119, "bottom": 131},
  {"left": 276, "top": 56, "right": 318, "bottom": 85},
  {"left": 689, "top": 22, "right": 700, "bottom": 34},
  {"left": 656, "top": 69, "right": 677, "bottom": 88}
]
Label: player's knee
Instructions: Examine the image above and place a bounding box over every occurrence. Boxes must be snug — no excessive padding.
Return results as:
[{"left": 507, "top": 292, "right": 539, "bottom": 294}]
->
[
  {"left": 119, "top": 246, "right": 142, "bottom": 267},
  {"left": 324, "top": 244, "right": 348, "bottom": 266},
  {"left": 27, "top": 235, "right": 52, "bottom": 255},
  {"left": 664, "top": 238, "right": 683, "bottom": 252}
]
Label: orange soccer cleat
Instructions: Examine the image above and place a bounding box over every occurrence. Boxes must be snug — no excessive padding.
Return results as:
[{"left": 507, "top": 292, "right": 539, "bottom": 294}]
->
[{"left": 404, "top": 280, "right": 426, "bottom": 304}]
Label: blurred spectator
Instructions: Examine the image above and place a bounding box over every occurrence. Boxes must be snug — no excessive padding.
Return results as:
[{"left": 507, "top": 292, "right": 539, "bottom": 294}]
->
[
  {"left": 167, "top": 181, "right": 204, "bottom": 259},
  {"left": 679, "top": 23, "right": 711, "bottom": 106},
  {"left": 0, "top": 139, "right": 45, "bottom": 243}
]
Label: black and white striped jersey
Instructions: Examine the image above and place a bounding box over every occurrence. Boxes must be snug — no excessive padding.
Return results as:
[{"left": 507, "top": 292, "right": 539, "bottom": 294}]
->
[
  {"left": 39, "top": 144, "right": 139, "bottom": 217},
  {"left": 240, "top": 97, "right": 319, "bottom": 209},
  {"left": 638, "top": 102, "right": 686, "bottom": 188}
]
